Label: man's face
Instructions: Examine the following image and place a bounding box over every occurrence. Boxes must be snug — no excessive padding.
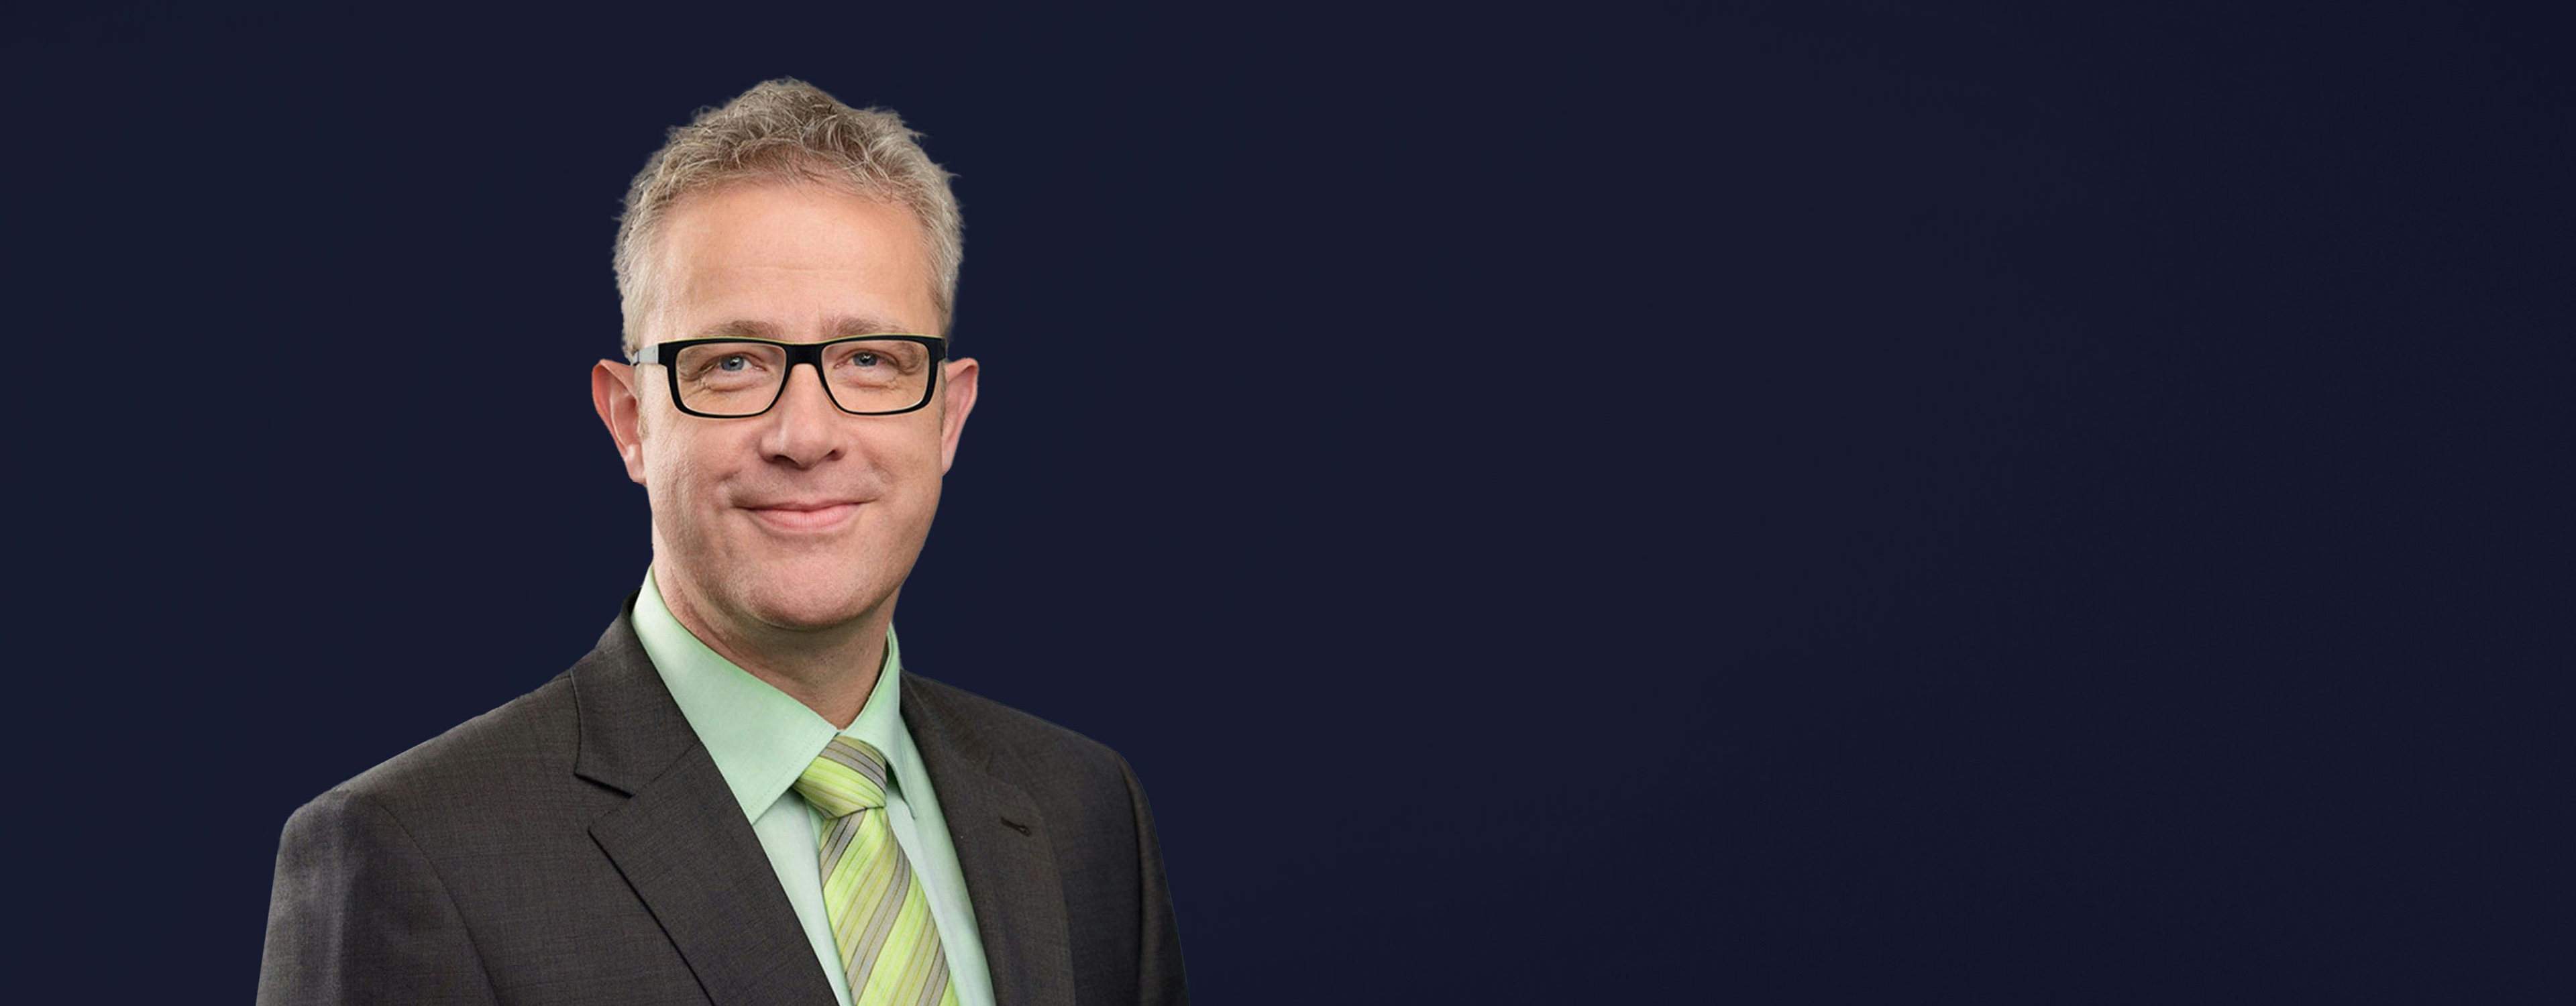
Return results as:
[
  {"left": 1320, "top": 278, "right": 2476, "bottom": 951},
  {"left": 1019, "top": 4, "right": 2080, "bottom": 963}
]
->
[{"left": 592, "top": 182, "right": 977, "bottom": 637}]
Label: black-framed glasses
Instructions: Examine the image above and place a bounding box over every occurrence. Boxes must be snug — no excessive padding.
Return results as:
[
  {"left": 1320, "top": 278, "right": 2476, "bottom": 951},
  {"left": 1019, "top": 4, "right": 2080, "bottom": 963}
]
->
[{"left": 631, "top": 335, "right": 948, "bottom": 418}]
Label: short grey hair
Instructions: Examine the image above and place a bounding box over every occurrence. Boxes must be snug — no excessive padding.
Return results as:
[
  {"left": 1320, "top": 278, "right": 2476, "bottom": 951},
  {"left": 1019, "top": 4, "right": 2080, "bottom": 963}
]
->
[{"left": 613, "top": 78, "right": 963, "bottom": 356}]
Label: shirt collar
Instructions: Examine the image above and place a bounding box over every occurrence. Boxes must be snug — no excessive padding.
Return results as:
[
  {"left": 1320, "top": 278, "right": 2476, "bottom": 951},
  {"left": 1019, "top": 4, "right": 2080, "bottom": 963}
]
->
[{"left": 632, "top": 567, "right": 910, "bottom": 822}]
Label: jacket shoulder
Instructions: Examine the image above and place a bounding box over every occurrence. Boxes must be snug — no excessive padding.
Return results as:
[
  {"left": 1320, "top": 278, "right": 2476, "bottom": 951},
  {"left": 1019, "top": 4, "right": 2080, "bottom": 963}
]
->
[
  {"left": 905, "top": 672, "right": 1130, "bottom": 775},
  {"left": 294, "top": 672, "right": 586, "bottom": 840}
]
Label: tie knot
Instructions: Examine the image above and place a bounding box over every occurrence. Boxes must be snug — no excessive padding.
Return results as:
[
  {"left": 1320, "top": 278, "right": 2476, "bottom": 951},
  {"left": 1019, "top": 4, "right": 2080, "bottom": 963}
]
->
[{"left": 793, "top": 737, "right": 890, "bottom": 818}]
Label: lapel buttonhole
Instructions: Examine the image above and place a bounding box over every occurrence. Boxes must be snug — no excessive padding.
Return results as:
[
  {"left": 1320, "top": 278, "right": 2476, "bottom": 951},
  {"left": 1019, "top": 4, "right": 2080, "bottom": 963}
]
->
[{"left": 1000, "top": 815, "right": 1033, "bottom": 836}]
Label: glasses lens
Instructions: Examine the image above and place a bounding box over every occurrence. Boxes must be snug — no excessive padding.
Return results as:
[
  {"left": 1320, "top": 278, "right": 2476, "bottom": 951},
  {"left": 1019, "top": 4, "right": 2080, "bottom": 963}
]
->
[
  {"left": 820, "top": 339, "right": 936, "bottom": 413},
  {"left": 669, "top": 342, "right": 790, "bottom": 416}
]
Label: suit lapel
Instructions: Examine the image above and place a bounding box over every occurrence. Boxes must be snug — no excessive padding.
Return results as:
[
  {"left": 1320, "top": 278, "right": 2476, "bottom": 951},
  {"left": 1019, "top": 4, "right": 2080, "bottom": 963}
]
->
[
  {"left": 905, "top": 677, "right": 1077, "bottom": 1006},
  {"left": 572, "top": 606, "right": 837, "bottom": 1006}
]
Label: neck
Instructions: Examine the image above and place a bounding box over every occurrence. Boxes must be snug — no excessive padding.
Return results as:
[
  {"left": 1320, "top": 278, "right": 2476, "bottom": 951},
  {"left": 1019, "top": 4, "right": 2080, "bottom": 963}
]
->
[{"left": 655, "top": 572, "right": 892, "bottom": 730}]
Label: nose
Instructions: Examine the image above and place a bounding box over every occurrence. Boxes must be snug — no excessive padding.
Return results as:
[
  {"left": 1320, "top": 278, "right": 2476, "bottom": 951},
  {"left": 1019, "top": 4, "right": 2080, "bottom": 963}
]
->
[{"left": 758, "top": 362, "right": 847, "bottom": 469}]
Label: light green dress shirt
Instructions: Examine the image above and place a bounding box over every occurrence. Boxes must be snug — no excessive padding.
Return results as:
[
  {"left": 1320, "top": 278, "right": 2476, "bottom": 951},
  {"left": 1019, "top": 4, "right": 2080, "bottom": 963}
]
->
[{"left": 632, "top": 570, "right": 996, "bottom": 1006}]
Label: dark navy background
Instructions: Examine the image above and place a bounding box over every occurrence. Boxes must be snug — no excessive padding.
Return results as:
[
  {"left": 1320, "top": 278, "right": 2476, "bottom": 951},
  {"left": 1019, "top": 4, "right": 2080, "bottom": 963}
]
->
[{"left": 11, "top": 2, "right": 2569, "bottom": 1001}]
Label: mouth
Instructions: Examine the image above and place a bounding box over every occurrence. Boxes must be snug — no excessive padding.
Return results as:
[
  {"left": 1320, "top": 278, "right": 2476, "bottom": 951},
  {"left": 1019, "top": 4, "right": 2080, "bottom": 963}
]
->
[{"left": 742, "top": 501, "right": 863, "bottom": 533}]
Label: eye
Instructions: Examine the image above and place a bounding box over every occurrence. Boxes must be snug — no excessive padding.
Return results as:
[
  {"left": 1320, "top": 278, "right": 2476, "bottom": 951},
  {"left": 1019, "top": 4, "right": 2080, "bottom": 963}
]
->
[
  {"left": 850, "top": 351, "right": 881, "bottom": 368},
  {"left": 716, "top": 354, "right": 751, "bottom": 372}
]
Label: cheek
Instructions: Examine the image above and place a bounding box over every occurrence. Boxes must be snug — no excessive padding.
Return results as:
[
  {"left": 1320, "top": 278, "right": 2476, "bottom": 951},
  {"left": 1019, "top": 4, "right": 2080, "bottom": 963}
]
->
[
  {"left": 641, "top": 431, "right": 735, "bottom": 512},
  {"left": 872, "top": 427, "right": 952, "bottom": 487}
]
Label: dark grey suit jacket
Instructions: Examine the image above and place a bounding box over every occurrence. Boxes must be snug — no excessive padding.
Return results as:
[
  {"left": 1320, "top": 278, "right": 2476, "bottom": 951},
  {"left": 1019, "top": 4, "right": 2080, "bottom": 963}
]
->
[{"left": 258, "top": 604, "right": 1187, "bottom": 1005}]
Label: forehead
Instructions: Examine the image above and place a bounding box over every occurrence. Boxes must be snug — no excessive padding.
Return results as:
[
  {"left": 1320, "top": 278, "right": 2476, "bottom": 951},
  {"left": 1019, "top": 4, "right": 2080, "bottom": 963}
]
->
[{"left": 653, "top": 181, "right": 941, "bottom": 338}]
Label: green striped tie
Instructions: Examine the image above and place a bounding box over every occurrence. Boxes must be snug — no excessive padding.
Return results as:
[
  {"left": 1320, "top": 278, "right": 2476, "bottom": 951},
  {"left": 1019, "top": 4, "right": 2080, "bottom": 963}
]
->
[{"left": 793, "top": 737, "right": 961, "bottom": 1006}]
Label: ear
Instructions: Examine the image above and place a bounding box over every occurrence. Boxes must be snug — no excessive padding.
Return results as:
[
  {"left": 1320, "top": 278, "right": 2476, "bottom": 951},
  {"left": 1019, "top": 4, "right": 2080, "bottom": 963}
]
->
[
  {"left": 592, "top": 361, "right": 648, "bottom": 485},
  {"left": 937, "top": 356, "right": 979, "bottom": 474}
]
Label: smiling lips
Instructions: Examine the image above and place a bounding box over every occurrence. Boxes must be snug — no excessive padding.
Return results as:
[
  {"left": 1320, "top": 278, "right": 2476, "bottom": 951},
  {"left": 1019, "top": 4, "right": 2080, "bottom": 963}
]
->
[{"left": 743, "top": 500, "right": 863, "bottom": 532}]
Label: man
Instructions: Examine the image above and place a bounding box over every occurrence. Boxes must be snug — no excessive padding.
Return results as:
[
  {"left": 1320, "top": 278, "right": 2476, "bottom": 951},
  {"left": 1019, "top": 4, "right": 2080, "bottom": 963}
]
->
[{"left": 258, "top": 79, "right": 1187, "bottom": 1006}]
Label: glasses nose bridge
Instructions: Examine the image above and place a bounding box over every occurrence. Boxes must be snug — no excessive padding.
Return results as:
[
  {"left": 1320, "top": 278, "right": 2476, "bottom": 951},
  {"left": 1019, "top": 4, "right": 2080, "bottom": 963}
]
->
[{"left": 771, "top": 342, "right": 843, "bottom": 412}]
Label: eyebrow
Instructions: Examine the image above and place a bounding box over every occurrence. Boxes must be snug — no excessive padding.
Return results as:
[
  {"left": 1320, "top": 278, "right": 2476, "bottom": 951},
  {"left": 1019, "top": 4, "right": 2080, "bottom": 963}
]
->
[{"left": 684, "top": 316, "right": 922, "bottom": 341}]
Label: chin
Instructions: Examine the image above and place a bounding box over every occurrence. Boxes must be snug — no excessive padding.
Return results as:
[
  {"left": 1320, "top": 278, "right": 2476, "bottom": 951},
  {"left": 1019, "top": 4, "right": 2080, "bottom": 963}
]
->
[
  {"left": 733, "top": 565, "right": 895, "bottom": 632},
  {"left": 737, "top": 589, "right": 871, "bottom": 632},
  {"left": 667, "top": 526, "right": 922, "bottom": 636}
]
